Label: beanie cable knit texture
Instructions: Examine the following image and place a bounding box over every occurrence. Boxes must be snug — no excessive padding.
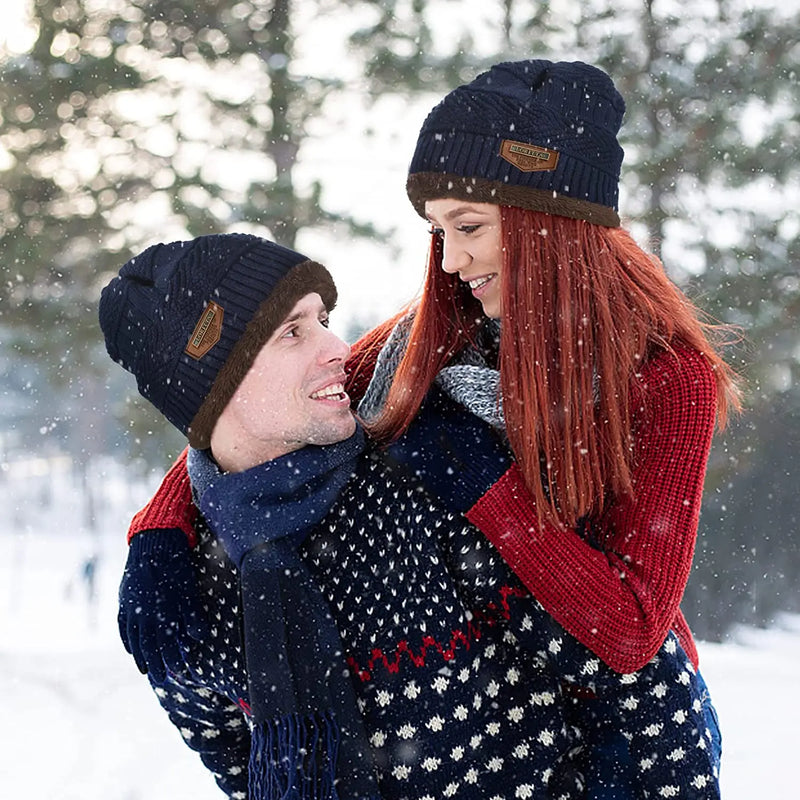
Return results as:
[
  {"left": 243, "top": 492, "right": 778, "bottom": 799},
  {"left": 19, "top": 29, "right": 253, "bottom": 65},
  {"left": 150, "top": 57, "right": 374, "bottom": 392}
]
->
[{"left": 407, "top": 59, "right": 626, "bottom": 226}]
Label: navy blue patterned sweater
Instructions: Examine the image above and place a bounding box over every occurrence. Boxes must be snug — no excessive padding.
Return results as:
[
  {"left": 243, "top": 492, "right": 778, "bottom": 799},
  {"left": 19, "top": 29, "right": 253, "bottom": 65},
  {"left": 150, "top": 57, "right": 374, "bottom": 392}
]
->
[{"left": 150, "top": 444, "right": 718, "bottom": 800}]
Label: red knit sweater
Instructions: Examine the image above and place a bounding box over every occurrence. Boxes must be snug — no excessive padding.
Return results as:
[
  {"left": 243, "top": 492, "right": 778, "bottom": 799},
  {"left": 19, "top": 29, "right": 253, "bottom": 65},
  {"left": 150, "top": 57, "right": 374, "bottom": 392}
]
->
[
  {"left": 467, "top": 345, "right": 716, "bottom": 672},
  {"left": 129, "top": 333, "right": 715, "bottom": 674}
]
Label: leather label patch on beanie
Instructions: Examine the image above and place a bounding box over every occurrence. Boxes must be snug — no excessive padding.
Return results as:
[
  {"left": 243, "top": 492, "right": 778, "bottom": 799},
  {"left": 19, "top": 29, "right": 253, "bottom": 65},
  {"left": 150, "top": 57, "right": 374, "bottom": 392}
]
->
[
  {"left": 185, "top": 301, "right": 224, "bottom": 360},
  {"left": 500, "top": 140, "right": 559, "bottom": 172}
]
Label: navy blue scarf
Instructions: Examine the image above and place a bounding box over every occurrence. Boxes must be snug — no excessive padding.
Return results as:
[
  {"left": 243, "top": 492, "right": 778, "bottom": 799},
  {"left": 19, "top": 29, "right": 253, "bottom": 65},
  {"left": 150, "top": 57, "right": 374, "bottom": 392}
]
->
[{"left": 189, "top": 428, "right": 379, "bottom": 800}]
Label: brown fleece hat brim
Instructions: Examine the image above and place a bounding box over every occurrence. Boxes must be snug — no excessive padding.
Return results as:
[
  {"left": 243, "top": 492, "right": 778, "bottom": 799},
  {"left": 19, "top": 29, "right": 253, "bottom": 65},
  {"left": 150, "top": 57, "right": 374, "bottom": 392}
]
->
[{"left": 406, "top": 172, "right": 620, "bottom": 227}]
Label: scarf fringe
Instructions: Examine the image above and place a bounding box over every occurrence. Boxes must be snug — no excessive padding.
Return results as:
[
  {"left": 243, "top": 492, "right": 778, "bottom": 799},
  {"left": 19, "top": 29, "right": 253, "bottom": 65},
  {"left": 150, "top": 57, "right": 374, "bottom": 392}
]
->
[
  {"left": 249, "top": 710, "right": 342, "bottom": 800},
  {"left": 249, "top": 710, "right": 382, "bottom": 800}
]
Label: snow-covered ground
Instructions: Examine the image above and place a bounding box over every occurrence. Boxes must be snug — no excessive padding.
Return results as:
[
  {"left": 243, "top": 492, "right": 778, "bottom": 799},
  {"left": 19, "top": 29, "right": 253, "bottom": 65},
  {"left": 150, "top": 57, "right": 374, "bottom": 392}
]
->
[{"left": 1, "top": 462, "right": 797, "bottom": 798}]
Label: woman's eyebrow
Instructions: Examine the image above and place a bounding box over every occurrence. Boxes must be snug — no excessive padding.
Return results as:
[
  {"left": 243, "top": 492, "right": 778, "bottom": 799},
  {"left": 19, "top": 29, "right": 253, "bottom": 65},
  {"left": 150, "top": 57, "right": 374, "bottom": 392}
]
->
[{"left": 444, "top": 205, "right": 490, "bottom": 221}]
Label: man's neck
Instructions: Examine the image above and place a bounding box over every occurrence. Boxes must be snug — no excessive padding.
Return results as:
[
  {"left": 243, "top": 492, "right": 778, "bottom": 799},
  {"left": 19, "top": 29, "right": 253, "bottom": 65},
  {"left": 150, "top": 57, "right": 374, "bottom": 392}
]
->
[{"left": 210, "top": 430, "right": 301, "bottom": 474}]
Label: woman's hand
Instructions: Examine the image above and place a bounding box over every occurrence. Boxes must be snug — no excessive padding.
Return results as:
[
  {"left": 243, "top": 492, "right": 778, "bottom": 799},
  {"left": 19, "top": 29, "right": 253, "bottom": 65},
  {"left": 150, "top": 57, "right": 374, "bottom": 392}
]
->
[{"left": 385, "top": 385, "right": 511, "bottom": 513}]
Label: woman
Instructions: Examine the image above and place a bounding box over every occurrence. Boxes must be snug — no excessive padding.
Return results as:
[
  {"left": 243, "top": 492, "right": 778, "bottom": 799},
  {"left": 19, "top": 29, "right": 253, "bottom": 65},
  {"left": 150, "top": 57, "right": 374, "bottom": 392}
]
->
[
  {"left": 353, "top": 58, "right": 739, "bottom": 796},
  {"left": 125, "top": 60, "right": 737, "bottom": 798}
]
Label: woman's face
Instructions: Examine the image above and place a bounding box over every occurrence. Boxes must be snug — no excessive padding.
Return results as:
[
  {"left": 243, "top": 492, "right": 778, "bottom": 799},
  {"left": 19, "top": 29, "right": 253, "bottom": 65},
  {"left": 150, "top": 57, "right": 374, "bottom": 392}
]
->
[{"left": 425, "top": 198, "right": 503, "bottom": 319}]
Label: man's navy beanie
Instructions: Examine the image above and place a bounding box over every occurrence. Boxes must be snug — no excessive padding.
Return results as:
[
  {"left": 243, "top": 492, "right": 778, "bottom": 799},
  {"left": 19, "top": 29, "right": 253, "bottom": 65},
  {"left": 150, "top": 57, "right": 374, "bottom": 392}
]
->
[
  {"left": 407, "top": 59, "right": 626, "bottom": 226},
  {"left": 99, "top": 233, "right": 336, "bottom": 448}
]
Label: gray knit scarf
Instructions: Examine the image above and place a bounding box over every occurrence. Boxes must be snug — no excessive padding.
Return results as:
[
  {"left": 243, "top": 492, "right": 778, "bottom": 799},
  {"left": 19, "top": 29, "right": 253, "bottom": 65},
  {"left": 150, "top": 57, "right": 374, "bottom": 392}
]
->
[{"left": 358, "top": 311, "right": 504, "bottom": 428}]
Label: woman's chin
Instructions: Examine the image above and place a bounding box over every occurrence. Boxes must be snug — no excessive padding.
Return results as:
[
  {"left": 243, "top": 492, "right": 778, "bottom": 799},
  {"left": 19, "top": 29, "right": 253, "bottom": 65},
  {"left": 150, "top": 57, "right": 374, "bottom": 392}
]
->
[{"left": 479, "top": 297, "right": 502, "bottom": 319}]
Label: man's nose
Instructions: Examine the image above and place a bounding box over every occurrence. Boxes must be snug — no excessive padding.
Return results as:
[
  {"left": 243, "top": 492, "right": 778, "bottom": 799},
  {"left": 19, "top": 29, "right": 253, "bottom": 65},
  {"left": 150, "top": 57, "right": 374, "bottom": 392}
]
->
[{"left": 319, "top": 327, "right": 350, "bottom": 364}]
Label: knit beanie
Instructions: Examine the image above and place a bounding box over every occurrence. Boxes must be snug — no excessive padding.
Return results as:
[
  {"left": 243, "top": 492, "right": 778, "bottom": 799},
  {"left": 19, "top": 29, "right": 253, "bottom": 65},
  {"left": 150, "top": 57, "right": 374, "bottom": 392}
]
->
[
  {"left": 407, "top": 59, "right": 626, "bottom": 226},
  {"left": 99, "top": 233, "right": 336, "bottom": 449}
]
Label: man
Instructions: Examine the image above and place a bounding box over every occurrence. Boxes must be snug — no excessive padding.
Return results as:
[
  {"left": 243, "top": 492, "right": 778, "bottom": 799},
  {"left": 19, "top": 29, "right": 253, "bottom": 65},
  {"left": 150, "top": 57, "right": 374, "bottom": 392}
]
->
[{"left": 100, "top": 233, "right": 718, "bottom": 800}]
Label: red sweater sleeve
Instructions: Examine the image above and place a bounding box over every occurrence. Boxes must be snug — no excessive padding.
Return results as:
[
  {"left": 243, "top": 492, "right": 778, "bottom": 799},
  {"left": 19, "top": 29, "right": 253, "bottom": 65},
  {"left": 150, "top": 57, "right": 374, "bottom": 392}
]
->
[
  {"left": 127, "top": 447, "right": 196, "bottom": 544},
  {"left": 126, "top": 321, "right": 389, "bottom": 543},
  {"left": 466, "top": 346, "right": 717, "bottom": 673}
]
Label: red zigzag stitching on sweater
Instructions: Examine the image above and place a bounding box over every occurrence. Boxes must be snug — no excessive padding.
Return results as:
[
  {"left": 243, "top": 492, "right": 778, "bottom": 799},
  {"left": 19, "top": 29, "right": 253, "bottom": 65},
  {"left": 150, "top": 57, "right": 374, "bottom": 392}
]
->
[{"left": 346, "top": 585, "right": 529, "bottom": 682}]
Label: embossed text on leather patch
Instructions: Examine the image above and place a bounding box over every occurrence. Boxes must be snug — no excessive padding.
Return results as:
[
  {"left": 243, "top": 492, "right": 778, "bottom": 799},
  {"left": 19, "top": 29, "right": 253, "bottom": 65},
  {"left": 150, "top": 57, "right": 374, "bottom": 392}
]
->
[
  {"left": 185, "top": 301, "right": 224, "bottom": 359},
  {"left": 500, "top": 139, "right": 559, "bottom": 172}
]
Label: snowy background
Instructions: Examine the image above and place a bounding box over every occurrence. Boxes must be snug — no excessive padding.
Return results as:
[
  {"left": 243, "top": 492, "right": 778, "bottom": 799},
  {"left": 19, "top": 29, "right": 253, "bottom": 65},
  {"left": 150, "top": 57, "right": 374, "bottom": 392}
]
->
[
  {"left": 1, "top": 2, "right": 798, "bottom": 798},
  {"left": 1, "top": 458, "right": 798, "bottom": 799}
]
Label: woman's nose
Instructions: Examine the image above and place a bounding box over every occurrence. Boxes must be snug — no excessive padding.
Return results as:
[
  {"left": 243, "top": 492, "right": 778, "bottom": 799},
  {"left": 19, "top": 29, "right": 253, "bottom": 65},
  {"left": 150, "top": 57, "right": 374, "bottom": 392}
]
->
[{"left": 441, "top": 240, "right": 470, "bottom": 274}]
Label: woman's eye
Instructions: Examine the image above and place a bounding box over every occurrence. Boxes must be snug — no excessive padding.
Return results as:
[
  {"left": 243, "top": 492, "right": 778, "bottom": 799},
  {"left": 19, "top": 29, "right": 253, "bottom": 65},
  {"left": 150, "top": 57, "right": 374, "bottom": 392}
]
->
[
  {"left": 457, "top": 224, "right": 480, "bottom": 234},
  {"left": 428, "top": 226, "right": 444, "bottom": 239},
  {"left": 282, "top": 326, "right": 299, "bottom": 339}
]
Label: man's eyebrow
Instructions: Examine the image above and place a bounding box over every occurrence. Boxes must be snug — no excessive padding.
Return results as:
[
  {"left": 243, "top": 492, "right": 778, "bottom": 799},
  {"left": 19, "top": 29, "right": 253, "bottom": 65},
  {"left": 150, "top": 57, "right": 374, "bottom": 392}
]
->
[
  {"left": 281, "top": 310, "right": 305, "bottom": 325},
  {"left": 279, "top": 303, "right": 327, "bottom": 327}
]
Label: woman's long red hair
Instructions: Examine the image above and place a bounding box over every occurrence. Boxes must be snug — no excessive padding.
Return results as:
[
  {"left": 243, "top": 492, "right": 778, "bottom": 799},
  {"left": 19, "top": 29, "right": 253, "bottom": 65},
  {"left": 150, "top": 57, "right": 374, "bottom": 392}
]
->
[{"left": 369, "top": 206, "right": 742, "bottom": 528}]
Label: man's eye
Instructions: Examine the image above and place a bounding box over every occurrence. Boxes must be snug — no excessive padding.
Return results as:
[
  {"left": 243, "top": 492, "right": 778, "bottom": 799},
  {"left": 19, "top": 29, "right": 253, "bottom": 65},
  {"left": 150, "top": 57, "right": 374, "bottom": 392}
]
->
[
  {"left": 282, "top": 326, "right": 299, "bottom": 339},
  {"left": 320, "top": 316, "right": 330, "bottom": 328}
]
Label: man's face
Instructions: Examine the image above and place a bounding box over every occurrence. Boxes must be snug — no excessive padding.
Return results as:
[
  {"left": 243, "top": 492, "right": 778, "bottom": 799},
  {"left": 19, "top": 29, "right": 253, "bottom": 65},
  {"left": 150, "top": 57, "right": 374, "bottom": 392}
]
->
[{"left": 211, "top": 292, "right": 356, "bottom": 469}]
